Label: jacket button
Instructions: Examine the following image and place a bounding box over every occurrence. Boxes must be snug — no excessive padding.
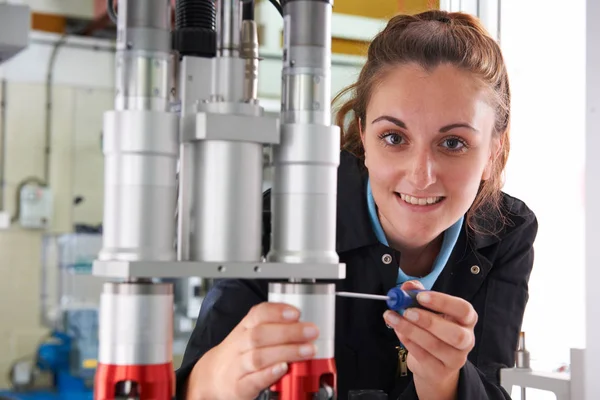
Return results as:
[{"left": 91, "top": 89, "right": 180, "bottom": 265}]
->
[
  {"left": 471, "top": 265, "right": 481, "bottom": 274},
  {"left": 382, "top": 254, "right": 393, "bottom": 264}
]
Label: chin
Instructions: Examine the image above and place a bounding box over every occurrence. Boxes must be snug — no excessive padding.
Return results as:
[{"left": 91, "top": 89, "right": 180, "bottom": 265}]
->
[
  {"left": 387, "top": 198, "right": 450, "bottom": 245},
  {"left": 394, "top": 223, "right": 441, "bottom": 248}
]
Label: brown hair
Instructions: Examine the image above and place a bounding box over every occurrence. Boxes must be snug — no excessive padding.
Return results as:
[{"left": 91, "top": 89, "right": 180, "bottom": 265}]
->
[{"left": 333, "top": 9, "right": 511, "bottom": 236}]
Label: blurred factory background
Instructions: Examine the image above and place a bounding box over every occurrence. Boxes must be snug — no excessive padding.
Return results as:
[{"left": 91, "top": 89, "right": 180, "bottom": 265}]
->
[{"left": 0, "top": 0, "right": 587, "bottom": 399}]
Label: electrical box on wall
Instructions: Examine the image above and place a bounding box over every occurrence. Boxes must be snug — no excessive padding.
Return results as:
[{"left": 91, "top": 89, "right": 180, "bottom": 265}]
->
[
  {"left": 0, "top": 211, "right": 10, "bottom": 229},
  {"left": 19, "top": 184, "right": 53, "bottom": 229}
]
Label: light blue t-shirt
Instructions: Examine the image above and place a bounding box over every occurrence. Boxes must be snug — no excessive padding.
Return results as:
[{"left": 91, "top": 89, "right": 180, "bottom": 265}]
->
[{"left": 366, "top": 180, "right": 463, "bottom": 290}]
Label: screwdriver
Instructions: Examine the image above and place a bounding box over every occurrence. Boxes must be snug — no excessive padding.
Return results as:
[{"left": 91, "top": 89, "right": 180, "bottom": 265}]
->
[{"left": 336, "top": 287, "right": 427, "bottom": 312}]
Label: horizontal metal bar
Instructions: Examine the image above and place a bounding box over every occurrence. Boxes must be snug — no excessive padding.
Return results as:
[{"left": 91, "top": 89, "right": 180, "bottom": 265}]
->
[{"left": 93, "top": 260, "right": 346, "bottom": 280}]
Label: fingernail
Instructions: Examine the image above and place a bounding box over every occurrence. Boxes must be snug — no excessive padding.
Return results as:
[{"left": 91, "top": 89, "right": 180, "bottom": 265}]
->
[
  {"left": 272, "top": 362, "right": 288, "bottom": 376},
  {"left": 417, "top": 292, "right": 431, "bottom": 303},
  {"left": 299, "top": 344, "right": 316, "bottom": 357},
  {"left": 384, "top": 311, "right": 400, "bottom": 326},
  {"left": 283, "top": 308, "right": 299, "bottom": 320},
  {"left": 303, "top": 326, "right": 318, "bottom": 339},
  {"left": 404, "top": 309, "right": 419, "bottom": 322}
]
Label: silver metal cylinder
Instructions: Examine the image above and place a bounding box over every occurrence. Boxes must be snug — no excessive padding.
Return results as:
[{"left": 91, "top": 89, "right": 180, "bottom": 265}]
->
[
  {"left": 216, "top": 0, "right": 242, "bottom": 57},
  {"left": 515, "top": 332, "right": 531, "bottom": 369},
  {"left": 101, "top": 0, "right": 178, "bottom": 263},
  {"left": 98, "top": 282, "right": 173, "bottom": 365},
  {"left": 281, "top": 0, "right": 332, "bottom": 125},
  {"left": 268, "top": 283, "right": 335, "bottom": 359},
  {"left": 115, "top": 0, "right": 173, "bottom": 112},
  {"left": 268, "top": 0, "right": 340, "bottom": 266},
  {"left": 191, "top": 139, "right": 263, "bottom": 262},
  {"left": 115, "top": 52, "right": 173, "bottom": 111},
  {"left": 241, "top": 20, "right": 259, "bottom": 102},
  {"left": 268, "top": 124, "right": 339, "bottom": 264},
  {"left": 99, "top": 111, "right": 178, "bottom": 262},
  {"left": 215, "top": 56, "right": 246, "bottom": 103}
]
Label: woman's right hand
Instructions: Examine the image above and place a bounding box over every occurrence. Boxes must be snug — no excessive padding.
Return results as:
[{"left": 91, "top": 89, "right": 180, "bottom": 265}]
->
[{"left": 185, "top": 302, "right": 320, "bottom": 400}]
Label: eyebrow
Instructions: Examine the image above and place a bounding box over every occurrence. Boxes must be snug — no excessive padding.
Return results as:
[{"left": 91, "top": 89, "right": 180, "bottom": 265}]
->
[{"left": 371, "top": 115, "right": 479, "bottom": 133}]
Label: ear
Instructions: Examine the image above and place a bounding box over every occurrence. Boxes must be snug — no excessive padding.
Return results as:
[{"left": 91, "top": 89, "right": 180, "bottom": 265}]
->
[
  {"left": 482, "top": 136, "right": 502, "bottom": 181},
  {"left": 359, "top": 117, "right": 366, "bottom": 147},
  {"left": 358, "top": 118, "right": 369, "bottom": 168}
]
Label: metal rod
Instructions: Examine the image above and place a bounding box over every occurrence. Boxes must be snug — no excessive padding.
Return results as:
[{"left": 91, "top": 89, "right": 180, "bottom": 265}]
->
[{"left": 335, "top": 292, "right": 389, "bottom": 301}]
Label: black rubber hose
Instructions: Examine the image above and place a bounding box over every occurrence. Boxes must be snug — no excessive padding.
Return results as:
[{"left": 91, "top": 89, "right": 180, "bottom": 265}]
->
[
  {"left": 175, "top": 0, "right": 215, "bottom": 31},
  {"left": 243, "top": 0, "right": 255, "bottom": 21},
  {"left": 173, "top": 0, "right": 217, "bottom": 57}
]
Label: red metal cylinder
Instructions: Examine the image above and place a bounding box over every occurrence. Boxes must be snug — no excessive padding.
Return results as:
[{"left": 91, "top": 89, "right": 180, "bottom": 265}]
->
[
  {"left": 94, "top": 362, "right": 175, "bottom": 400},
  {"left": 270, "top": 358, "right": 337, "bottom": 400}
]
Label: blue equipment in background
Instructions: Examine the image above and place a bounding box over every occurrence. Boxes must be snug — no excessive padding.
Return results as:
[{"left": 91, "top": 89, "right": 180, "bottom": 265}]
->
[
  {"left": 0, "top": 234, "right": 100, "bottom": 400},
  {"left": 0, "top": 329, "right": 95, "bottom": 400}
]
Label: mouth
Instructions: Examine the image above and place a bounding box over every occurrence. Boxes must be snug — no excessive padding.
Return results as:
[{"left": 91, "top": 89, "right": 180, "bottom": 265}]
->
[{"left": 395, "top": 192, "right": 445, "bottom": 206}]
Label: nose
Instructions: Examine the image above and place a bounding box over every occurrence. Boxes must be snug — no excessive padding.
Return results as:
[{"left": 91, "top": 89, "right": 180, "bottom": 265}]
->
[{"left": 406, "top": 150, "right": 436, "bottom": 190}]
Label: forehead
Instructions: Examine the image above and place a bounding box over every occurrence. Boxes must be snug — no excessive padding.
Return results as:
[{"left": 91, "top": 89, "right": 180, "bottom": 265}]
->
[{"left": 366, "top": 63, "right": 493, "bottom": 125}]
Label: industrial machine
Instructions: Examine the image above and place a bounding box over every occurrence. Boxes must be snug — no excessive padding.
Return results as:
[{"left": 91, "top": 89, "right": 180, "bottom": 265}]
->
[
  {"left": 1, "top": 0, "right": 598, "bottom": 398},
  {"left": 91, "top": 0, "right": 343, "bottom": 399},
  {"left": 92, "top": 0, "right": 596, "bottom": 399}
]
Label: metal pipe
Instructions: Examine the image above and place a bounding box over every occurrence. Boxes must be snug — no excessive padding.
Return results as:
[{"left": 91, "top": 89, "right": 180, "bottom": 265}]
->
[
  {"left": 216, "top": 0, "right": 242, "bottom": 57},
  {"left": 0, "top": 79, "right": 6, "bottom": 209},
  {"left": 114, "top": 0, "right": 173, "bottom": 112},
  {"left": 241, "top": 19, "right": 259, "bottom": 102}
]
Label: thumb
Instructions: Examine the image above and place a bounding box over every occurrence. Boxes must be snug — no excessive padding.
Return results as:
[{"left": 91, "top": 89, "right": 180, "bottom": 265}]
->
[{"left": 400, "top": 280, "right": 425, "bottom": 291}]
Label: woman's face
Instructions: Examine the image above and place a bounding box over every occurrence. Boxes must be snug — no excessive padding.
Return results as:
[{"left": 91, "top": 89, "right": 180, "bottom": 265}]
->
[{"left": 361, "top": 62, "right": 499, "bottom": 249}]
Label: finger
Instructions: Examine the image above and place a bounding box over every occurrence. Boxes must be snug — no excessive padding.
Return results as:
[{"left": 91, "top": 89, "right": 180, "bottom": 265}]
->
[
  {"left": 240, "top": 322, "right": 319, "bottom": 352},
  {"left": 400, "top": 280, "right": 425, "bottom": 291},
  {"left": 415, "top": 292, "right": 477, "bottom": 326},
  {"left": 401, "top": 308, "right": 474, "bottom": 351},
  {"left": 384, "top": 311, "right": 467, "bottom": 370},
  {"left": 239, "top": 343, "right": 317, "bottom": 375},
  {"left": 240, "top": 302, "right": 301, "bottom": 330},
  {"left": 236, "top": 362, "right": 289, "bottom": 399},
  {"left": 395, "top": 332, "right": 446, "bottom": 378}
]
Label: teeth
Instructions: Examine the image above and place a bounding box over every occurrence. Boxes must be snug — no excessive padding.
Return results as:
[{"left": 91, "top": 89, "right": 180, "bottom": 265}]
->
[{"left": 399, "top": 193, "right": 443, "bottom": 205}]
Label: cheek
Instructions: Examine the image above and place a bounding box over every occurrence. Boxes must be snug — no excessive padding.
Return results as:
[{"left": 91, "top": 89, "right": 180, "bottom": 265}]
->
[
  {"left": 365, "top": 149, "right": 398, "bottom": 186},
  {"left": 364, "top": 138, "right": 395, "bottom": 179},
  {"left": 443, "top": 157, "right": 486, "bottom": 203}
]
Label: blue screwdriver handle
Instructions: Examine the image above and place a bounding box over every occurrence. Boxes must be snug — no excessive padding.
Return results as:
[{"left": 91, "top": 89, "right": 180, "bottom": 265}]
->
[{"left": 385, "top": 287, "right": 427, "bottom": 312}]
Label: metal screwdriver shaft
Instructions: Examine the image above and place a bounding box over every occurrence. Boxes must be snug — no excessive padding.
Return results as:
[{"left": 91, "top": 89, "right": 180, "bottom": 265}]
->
[{"left": 336, "top": 292, "right": 390, "bottom": 301}]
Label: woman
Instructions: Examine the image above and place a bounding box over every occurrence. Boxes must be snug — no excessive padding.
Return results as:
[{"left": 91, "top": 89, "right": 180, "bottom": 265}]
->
[{"left": 177, "top": 9, "right": 538, "bottom": 400}]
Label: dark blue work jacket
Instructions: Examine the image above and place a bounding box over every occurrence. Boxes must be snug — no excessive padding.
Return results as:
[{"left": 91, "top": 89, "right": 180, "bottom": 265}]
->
[{"left": 176, "top": 150, "right": 538, "bottom": 399}]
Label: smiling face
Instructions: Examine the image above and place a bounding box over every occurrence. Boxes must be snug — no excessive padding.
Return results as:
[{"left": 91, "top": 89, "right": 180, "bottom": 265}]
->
[{"left": 361, "top": 62, "right": 499, "bottom": 250}]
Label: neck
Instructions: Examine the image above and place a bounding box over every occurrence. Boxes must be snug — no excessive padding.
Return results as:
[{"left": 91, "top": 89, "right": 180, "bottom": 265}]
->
[
  {"left": 394, "top": 236, "right": 443, "bottom": 277},
  {"left": 378, "top": 212, "right": 443, "bottom": 277}
]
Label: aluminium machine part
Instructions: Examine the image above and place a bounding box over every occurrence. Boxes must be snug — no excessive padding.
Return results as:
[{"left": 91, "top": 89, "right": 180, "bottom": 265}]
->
[
  {"left": 266, "top": 0, "right": 340, "bottom": 398},
  {"left": 93, "top": 0, "right": 345, "bottom": 399},
  {"left": 94, "top": 0, "right": 178, "bottom": 399}
]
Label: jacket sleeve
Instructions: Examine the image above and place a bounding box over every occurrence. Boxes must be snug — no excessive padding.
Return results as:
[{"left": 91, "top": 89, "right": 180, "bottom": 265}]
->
[
  {"left": 455, "top": 211, "right": 539, "bottom": 399},
  {"left": 174, "top": 278, "right": 268, "bottom": 400},
  {"left": 398, "top": 210, "right": 538, "bottom": 400}
]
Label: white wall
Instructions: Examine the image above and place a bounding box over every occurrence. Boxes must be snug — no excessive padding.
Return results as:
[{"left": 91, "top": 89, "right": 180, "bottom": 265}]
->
[{"left": 501, "top": 0, "right": 586, "bottom": 398}]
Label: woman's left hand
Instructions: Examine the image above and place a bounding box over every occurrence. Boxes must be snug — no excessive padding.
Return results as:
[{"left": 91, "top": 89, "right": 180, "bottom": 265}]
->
[{"left": 383, "top": 280, "right": 478, "bottom": 399}]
